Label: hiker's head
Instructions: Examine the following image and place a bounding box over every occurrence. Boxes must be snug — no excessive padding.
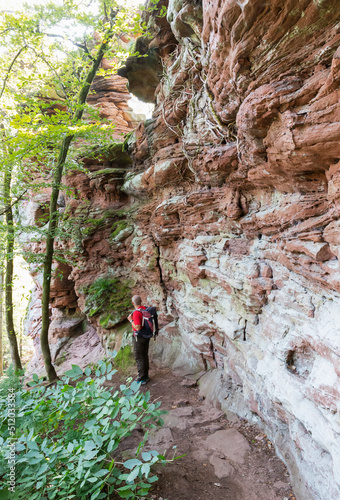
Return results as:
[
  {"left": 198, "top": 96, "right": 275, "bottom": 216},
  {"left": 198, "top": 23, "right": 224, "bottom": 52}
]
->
[{"left": 132, "top": 295, "right": 142, "bottom": 307}]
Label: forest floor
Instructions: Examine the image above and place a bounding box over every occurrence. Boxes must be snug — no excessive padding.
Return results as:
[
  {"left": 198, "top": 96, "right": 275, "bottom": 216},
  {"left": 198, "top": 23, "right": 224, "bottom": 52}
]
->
[{"left": 107, "top": 364, "right": 298, "bottom": 500}]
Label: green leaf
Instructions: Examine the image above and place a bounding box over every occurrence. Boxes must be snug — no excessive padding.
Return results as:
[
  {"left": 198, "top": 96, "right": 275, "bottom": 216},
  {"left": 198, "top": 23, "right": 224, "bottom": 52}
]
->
[
  {"left": 126, "top": 467, "right": 140, "bottom": 483},
  {"left": 123, "top": 458, "right": 142, "bottom": 469},
  {"left": 71, "top": 364, "right": 83, "bottom": 376},
  {"left": 84, "top": 449, "right": 98, "bottom": 460},
  {"left": 141, "top": 463, "right": 150, "bottom": 477},
  {"left": 93, "top": 398, "right": 107, "bottom": 405},
  {"left": 37, "top": 462, "right": 49, "bottom": 476},
  {"left": 27, "top": 440, "right": 39, "bottom": 450},
  {"left": 142, "top": 451, "right": 152, "bottom": 461},
  {"left": 107, "top": 439, "right": 116, "bottom": 452},
  {"left": 32, "top": 373, "right": 39, "bottom": 382},
  {"left": 130, "top": 381, "right": 140, "bottom": 392},
  {"left": 30, "top": 457, "right": 45, "bottom": 465},
  {"left": 117, "top": 490, "right": 134, "bottom": 499},
  {"left": 84, "top": 440, "right": 97, "bottom": 451},
  {"left": 149, "top": 450, "right": 160, "bottom": 457},
  {"left": 90, "top": 491, "right": 102, "bottom": 500},
  {"left": 84, "top": 418, "right": 97, "bottom": 429},
  {"left": 148, "top": 475, "right": 159, "bottom": 483},
  {"left": 117, "top": 484, "right": 136, "bottom": 497},
  {"left": 93, "top": 434, "right": 103, "bottom": 447},
  {"left": 94, "top": 469, "right": 109, "bottom": 477}
]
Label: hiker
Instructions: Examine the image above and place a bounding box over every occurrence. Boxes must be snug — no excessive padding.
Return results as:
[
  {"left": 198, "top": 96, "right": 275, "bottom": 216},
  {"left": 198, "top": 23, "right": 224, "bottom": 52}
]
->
[
  {"left": 128, "top": 295, "right": 152, "bottom": 385},
  {"left": 127, "top": 295, "right": 157, "bottom": 385}
]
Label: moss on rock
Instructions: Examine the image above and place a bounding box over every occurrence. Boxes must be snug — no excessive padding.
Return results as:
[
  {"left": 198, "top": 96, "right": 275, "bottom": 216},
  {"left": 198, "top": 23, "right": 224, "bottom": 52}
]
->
[
  {"left": 112, "top": 345, "right": 135, "bottom": 373},
  {"left": 83, "top": 276, "right": 133, "bottom": 327},
  {"left": 111, "top": 220, "right": 130, "bottom": 239},
  {"left": 86, "top": 141, "right": 132, "bottom": 166}
]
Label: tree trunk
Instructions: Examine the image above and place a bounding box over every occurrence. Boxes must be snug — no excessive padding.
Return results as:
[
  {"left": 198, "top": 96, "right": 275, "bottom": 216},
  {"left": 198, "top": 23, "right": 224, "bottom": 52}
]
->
[
  {"left": 4, "top": 166, "right": 22, "bottom": 373},
  {"left": 20, "top": 316, "right": 23, "bottom": 358},
  {"left": 40, "top": 29, "right": 116, "bottom": 381}
]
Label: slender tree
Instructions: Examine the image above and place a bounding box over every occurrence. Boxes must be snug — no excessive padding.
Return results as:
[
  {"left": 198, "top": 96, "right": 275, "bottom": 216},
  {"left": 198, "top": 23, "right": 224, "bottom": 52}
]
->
[
  {"left": 0, "top": 123, "right": 23, "bottom": 372},
  {"left": 0, "top": 177, "right": 4, "bottom": 377},
  {"left": 0, "top": 268, "right": 3, "bottom": 376},
  {"left": 41, "top": 14, "right": 120, "bottom": 380},
  {"left": 3, "top": 161, "right": 22, "bottom": 372},
  {"left": 0, "top": 0, "right": 144, "bottom": 380}
]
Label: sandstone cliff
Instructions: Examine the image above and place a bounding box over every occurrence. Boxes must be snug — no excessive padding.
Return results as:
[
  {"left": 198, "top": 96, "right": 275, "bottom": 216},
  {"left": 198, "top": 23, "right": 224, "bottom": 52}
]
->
[{"left": 24, "top": 1, "right": 340, "bottom": 499}]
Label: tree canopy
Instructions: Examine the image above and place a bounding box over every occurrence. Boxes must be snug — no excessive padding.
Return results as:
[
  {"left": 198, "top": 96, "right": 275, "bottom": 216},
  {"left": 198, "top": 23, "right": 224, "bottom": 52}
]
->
[{"left": 0, "top": 0, "right": 147, "bottom": 377}]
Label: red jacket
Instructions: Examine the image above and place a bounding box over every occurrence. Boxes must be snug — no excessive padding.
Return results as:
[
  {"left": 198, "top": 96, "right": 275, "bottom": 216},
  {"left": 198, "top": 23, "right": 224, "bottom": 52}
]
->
[{"left": 131, "top": 306, "right": 146, "bottom": 332}]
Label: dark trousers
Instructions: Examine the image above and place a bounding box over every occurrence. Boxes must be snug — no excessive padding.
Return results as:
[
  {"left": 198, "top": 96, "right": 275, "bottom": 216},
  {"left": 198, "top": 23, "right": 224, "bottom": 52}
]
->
[{"left": 132, "top": 336, "right": 150, "bottom": 380}]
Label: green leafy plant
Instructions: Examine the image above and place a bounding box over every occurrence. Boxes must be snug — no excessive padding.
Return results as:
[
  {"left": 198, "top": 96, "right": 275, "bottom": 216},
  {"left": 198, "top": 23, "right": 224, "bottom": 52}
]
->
[
  {"left": 0, "top": 365, "right": 25, "bottom": 395},
  {"left": 0, "top": 357, "right": 170, "bottom": 499}
]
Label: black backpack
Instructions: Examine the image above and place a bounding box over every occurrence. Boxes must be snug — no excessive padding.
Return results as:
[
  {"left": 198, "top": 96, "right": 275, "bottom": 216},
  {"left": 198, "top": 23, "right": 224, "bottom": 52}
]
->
[
  {"left": 146, "top": 306, "right": 159, "bottom": 337},
  {"left": 133, "top": 306, "right": 159, "bottom": 339}
]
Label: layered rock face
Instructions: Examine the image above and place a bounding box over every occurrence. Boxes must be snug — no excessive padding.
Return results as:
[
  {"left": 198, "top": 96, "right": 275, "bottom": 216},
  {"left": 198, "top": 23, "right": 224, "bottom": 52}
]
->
[{"left": 24, "top": 2, "right": 340, "bottom": 499}]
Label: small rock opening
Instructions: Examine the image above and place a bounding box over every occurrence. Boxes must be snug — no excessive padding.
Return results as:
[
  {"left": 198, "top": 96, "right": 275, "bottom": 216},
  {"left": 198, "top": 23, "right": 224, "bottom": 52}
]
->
[
  {"left": 35, "top": 203, "right": 50, "bottom": 227},
  {"left": 286, "top": 345, "right": 315, "bottom": 379},
  {"left": 128, "top": 94, "right": 154, "bottom": 120}
]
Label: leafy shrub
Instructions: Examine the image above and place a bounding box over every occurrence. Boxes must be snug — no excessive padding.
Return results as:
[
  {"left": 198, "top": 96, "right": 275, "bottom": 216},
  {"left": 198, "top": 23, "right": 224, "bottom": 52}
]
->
[
  {"left": 0, "top": 366, "right": 25, "bottom": 396},
  {"left": 0, "top": 357, "right": 167, "bottom": 499}
]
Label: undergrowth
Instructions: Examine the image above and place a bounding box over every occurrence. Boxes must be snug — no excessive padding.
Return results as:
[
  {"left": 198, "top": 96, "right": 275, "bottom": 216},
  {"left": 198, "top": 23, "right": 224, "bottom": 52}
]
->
[{"left": 0, "top": 356, "right": 175, "bottom": 499}]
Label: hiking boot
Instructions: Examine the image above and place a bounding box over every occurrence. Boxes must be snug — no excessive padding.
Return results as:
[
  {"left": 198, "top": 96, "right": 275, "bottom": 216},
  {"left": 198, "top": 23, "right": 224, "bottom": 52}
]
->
[{"left": 140, "top": 377, "right": 150, "bottom": 385}]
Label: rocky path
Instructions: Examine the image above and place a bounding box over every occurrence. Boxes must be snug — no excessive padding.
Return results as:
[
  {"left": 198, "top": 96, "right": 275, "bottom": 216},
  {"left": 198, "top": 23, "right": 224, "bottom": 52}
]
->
[{"left": 115, "top": 367, "right": 297, "bottom": 500}]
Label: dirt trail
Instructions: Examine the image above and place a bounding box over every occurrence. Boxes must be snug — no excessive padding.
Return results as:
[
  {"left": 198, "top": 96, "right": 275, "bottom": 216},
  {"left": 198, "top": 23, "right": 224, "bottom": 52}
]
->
[{"left": 111, "top": 366, "right": 297, "bottom": 500}]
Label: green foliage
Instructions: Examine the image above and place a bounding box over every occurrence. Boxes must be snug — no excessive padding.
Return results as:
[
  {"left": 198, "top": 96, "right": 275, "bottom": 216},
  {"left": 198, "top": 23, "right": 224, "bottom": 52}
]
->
[
  {"left": 60, "top": 204, "right": 111, "bottom": 258},
  {"left": 0, "top": 357, "right": 168, "bottom": 499},
  {"left": 122, "top": 130, "right": 135, "bottom": 152},
  {"left": 113, "top": 345, "right": 135, "bottom": 373},
  {"left": 89, "top": 142, "right": 133, "bottom": 165},
  {"left": 0, "top": 365, "right": 25, "bottom": 396},
  {"left": 0, "top": 0, "right": 142, "bottom": 278},
  {"left": 111, "top": 219, "right": 130, "bottom": 238},
  {"left": 83, "top": 276, "right": 132, "bottom": 321}
]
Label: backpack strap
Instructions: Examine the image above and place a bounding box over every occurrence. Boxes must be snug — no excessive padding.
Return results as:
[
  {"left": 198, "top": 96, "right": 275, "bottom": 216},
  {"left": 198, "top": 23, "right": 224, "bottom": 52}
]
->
[
  {"left": 146, "top": 306, "right": 159, "bottom": 336},
  {"left": 132, "top": 308, "right": 145, "bottom": 327}
]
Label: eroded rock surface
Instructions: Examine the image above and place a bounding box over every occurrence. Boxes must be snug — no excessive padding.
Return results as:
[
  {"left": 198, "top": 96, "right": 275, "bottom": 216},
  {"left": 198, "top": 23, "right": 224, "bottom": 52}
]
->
[{"left": 24, "top": 1, "right": 340, "bottom": 499}]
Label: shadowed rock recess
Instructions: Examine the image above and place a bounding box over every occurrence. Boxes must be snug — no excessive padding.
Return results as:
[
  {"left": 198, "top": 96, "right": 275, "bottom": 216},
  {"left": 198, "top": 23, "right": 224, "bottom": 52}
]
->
[{"left": 23, "top": 1, "right": 340, "bottom": 499}]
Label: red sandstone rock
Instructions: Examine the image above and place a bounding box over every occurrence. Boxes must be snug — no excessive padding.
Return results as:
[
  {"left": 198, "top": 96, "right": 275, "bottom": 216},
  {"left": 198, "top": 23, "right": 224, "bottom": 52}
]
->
[
  {"left": 285, "top": 240, "right": 335, "bottom": 262},
  {"left": 23, "top": 2, "right": 340, "bottom": 499}
]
